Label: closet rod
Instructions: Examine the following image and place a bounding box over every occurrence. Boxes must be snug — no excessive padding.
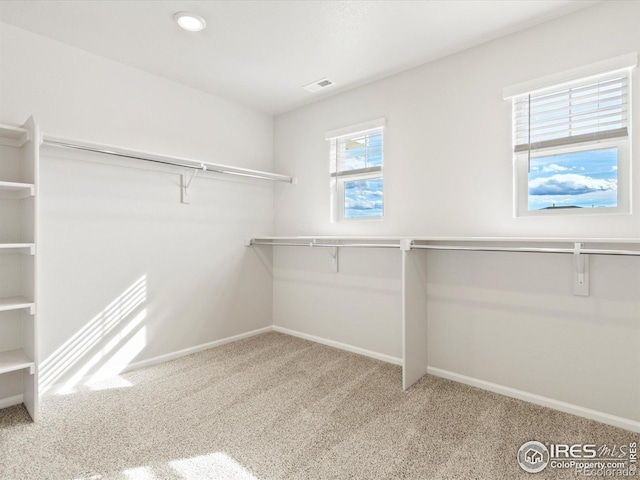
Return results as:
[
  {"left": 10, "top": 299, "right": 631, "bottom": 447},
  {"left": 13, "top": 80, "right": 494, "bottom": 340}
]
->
[
  {"left": 250, "top": 240, "right": 400, "bottom": 249},
  {"left": 411, "top": 245, "right": 640, "bottom": 256},
  {"left": 248, "top": 239, "right": 640, "bottom": 256},
  {"left": 43, "top": 139, "right": 295, "bottom": 184}
]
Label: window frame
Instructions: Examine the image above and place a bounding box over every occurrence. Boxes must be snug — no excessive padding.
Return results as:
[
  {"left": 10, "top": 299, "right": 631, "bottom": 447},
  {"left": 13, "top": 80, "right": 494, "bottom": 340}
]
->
[
  {"left": 326, "top": 119, "right": 386, "bottom": 222},
  {"left": 507, "top": 59, "right": 635, "bottom": 218}
]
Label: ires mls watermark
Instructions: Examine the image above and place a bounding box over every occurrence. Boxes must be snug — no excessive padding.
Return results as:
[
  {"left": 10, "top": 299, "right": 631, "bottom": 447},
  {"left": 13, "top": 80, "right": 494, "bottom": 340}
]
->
[{"left": 518, "top": 441, "right": 637, "bottom": 477}]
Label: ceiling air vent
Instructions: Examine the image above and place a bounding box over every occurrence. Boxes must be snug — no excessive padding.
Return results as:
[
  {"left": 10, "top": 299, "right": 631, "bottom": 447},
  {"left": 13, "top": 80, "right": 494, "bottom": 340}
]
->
[{"left": 302, "top": 78, "right": 335, "bottom": 93}]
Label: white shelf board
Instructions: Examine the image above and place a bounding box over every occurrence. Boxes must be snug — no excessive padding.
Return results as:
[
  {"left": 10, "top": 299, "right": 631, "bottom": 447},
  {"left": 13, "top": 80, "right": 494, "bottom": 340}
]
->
[
  {"left": 0, "top": 243, "right": 35, "bottom": 255},
  {"left": 251, "top": 235, "right": 640, "bottom": 245},
  {"left": 0, "top": 124, "right": 28, "bottom": 148},
  {"left": 0, "top": 349, "right": 34, "bottom": 375},
  {"left": 0, "top": 181, "right": 35, "bottom": 199},
  {"left": 43, "top": 133, "right": 295, "bottom": 184},
  {"left": 0, "top": 296, "right": 35, "bottom": 313}
]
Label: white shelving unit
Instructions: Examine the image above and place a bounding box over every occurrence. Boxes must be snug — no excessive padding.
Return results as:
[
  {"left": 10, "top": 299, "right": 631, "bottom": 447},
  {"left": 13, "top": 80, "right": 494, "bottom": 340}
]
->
[{"left": 0, "top": 118, "right": 39, "bottom": 420}]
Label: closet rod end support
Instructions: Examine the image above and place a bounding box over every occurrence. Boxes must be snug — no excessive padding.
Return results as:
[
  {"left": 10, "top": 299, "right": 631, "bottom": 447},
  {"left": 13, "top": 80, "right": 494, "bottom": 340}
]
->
[{"left": 400, "top": 239, "right": 413, "bottom": 252}]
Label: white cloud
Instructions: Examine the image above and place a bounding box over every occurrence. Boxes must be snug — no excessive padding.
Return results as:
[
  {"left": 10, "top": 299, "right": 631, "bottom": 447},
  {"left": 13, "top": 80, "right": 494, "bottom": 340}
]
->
[
  {"left": 529, "top": 174, "right": 617, "bottom": 196},
  {"left": 541, "top": 164, "right": 569, "bottom": 173}
]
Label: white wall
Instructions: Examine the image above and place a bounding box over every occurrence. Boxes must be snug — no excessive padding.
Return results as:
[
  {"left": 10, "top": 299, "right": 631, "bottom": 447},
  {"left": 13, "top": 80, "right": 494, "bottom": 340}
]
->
[
  {"left": 0, "top": 23, "right": 276, "bottom": 393},
  {"left": 275, "top": 2, "right": 640, "bottom": 238},
  {"left": 273, "top": 1, "right": 640, "bottom": 423},
  {"left": 272, "top": 247, "right": 403, "bottom": 360}
]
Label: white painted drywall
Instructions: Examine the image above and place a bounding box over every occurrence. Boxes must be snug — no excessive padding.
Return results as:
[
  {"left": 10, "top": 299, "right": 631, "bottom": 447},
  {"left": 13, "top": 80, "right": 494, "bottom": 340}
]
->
[
  {"left": 273, "top": 1, "right": 640, "bottom": 422},
  {"left": 0, "top": 23, "right": 276, "bottom": 393},
  {"left": 272, "top": 247, "right": 403, "bottom": 358},
  {"left": 274, "top": 2, "right": 640, "bottom": 238},
  {"left": 425, "top": 249, "right": 640, "bottom": 422}
]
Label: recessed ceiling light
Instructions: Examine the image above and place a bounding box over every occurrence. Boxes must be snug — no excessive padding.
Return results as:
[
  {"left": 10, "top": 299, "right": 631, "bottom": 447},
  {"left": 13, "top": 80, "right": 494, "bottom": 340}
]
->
[{"left": 174, "top": 12, "right": 207, "bottom": 32}]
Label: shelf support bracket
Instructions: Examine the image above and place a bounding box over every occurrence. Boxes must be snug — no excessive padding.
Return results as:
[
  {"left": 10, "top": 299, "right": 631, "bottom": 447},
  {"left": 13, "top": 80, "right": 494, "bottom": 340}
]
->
[
  {"left": 28, "top": 364, "right": 35, "bottom": 375},
  {"left": 573, "top": 242, "right": 589, "bottom": 296},
  {"left": 328, "top": 247, "right": 339, "bottom": 273},
  {"left": 28, "top": 305, "right": 35, "bottom": 315},
  {"left": 181, "top": 165, "right": 206, "bottom": 204},
  {"left": 309, "top": 239, "right": 340, "bottom": 272}
]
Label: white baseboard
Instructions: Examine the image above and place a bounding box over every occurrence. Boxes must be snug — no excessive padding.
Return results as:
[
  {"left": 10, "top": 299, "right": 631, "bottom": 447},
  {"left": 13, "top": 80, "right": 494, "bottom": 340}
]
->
[
  {"left": 0, "top": 394, "right": 23, "bottom": 409},
  {"left": 272, "top": 325, "right": 403, "bottom": 366},
  {"left": 124, "top": 326, "right": 273, "bottom": 373},
  {"left": 44, "top": 326, "right": 273, "bottom": 395},
  {"left": 427, "top": 366, "right": 640, "bottom": 434},
  {"left": 269, "top": 327, "right": 640, "bottom": 434}
]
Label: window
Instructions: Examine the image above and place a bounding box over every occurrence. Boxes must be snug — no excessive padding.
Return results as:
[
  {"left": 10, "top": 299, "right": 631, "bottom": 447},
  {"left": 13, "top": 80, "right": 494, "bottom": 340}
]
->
[
  {"left": 326, "top": 119, "right": 385, "bottom": 221},
  {"left": 507, "top": 55, "right": 636, "bottom": 216}
]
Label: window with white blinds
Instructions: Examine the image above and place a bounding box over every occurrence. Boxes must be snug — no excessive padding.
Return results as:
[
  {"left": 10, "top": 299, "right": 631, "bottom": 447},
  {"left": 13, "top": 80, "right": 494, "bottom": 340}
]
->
[
  {"left": 513, "top": 71, "right": 629, "bottom": 154},
  {"left": 326, "top": 119, "right": 385, "bottom": 221},
  {"left": 507, "top": 56, "right": 635, "bottom": 216}
]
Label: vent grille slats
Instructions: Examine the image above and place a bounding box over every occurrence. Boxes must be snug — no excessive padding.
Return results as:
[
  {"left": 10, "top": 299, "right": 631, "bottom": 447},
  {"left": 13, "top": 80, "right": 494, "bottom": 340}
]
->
[{"left": 303, "top": 78, "right": 335, "bottom": 93}]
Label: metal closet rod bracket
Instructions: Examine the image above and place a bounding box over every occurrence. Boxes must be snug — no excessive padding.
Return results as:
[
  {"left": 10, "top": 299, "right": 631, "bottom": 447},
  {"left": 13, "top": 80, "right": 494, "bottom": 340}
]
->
[
  {"left": 573, "top": 242, "right": 589, "bottom": 296},
  {"left": 309, "top": 240, "right": 339, "bottom": 273},
  {"left": 181, "top": 164, "right": 206, "bottom": 204}
]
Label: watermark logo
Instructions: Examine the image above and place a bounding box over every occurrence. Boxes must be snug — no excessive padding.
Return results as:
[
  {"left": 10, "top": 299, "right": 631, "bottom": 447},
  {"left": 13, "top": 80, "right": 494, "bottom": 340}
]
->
[
  {"left": 518, "top": 441, "right": 550, "bottom": 473},
  {"left": 517, "top": 441, "right": 637, "bottom": 477}
]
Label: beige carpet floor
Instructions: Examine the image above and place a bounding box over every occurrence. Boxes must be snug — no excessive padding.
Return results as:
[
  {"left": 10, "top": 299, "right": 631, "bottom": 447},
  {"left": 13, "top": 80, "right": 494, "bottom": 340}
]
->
[{"left": 0, "top": 332, "right": 636, "bottom": 480}]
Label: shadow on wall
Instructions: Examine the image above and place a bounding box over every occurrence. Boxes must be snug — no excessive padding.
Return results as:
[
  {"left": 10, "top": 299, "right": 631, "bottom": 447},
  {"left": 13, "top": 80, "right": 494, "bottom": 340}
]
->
[{"left": 39, "top": 275, "right": 148, "bottom": 394}]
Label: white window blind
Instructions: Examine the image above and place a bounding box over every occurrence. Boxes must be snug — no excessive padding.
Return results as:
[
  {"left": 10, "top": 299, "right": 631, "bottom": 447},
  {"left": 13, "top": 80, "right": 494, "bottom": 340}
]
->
[
  {"left": 513, "top": 71, "right": 630, "bottom": 153},
  {"left": 330, "top": 128, "right": 383, "bottom": 177}
]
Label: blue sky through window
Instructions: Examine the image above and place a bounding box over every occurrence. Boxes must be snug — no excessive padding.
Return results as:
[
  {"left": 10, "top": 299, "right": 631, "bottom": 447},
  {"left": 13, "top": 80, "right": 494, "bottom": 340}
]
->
[
  {"left": 337, "top": 129, "right": 383, "bottom": 219},
  {"left": 344, "top": 177, "right": 383, "bottom": 218},
  {"left": 528, "top": 147, "right": 618, "bottom": 210}
]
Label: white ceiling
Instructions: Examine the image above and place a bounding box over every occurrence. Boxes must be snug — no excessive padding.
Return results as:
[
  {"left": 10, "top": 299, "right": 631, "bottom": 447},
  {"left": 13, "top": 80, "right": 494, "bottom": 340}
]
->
[{"left": 0, "top": 1, "right": 598, "bottom": 115}]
